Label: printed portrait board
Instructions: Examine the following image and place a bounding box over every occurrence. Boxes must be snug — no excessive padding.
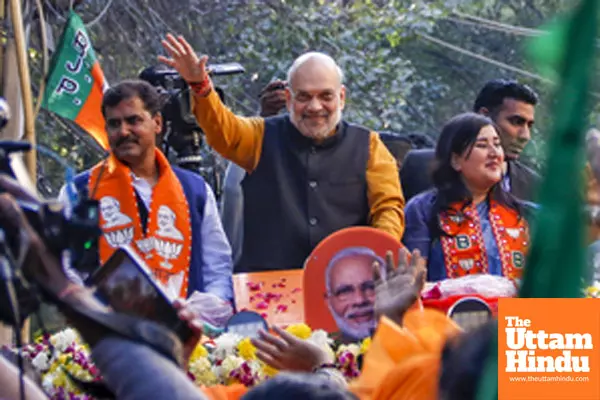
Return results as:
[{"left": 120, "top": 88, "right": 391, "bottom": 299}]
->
[{"left": 303, "top": 227, "right": 403, "bottom": 342}]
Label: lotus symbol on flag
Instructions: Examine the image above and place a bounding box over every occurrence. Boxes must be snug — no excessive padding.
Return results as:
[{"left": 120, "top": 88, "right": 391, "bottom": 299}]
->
[
  {"left": 155, "top": 239, "right": 182, "bottom": 269},
  {"left": 136, "top": 238, "right": 155, "bottom": 258},
  {"left": 104, "top": 227, "right": 134, "bottom": 248}
]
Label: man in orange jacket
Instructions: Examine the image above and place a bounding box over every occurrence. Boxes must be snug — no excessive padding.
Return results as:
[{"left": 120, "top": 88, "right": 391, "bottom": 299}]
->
[{"left": 159, "top": 34, "right": 405, "bottom": 273}]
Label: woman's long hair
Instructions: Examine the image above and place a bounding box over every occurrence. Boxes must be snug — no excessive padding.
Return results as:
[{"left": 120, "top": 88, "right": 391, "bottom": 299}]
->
[{"left": 429, "top": 112, "right": 521, "bottom": 237}]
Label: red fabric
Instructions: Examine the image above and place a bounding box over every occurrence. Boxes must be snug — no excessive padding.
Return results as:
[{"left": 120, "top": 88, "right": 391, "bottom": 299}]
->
[{"left": 422, "top": 295, "right": 499, "bottom": 316}]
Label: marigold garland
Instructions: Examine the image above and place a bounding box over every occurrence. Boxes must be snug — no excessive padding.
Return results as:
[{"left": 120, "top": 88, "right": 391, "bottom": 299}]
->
[{"left": 4, "top": 324, "right": 372, "bottom": 399}]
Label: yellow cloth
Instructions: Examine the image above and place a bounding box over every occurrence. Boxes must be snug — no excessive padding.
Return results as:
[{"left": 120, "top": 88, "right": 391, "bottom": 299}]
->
[
  {"left": 191, "top": 89, "right": 405, "bottom": 240},
  {"left": 350, "top": 310, "right": 462, "bottom": 400}
]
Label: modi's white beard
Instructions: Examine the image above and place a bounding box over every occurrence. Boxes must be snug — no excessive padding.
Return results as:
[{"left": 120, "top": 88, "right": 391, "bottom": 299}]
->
[
  {"left": 291, "top": 106, "right": 343, "bottom": 140},
  {"left": 328, "top": 303, "right": 375, "bottom": 340}
]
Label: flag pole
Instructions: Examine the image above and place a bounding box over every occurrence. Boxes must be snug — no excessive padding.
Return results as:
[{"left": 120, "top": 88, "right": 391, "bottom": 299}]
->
[
  {"left": 9, "top": 0, "right": 36, "bottom": 182},
  {"left": 8, "top": 0, "right": 33, "bottom": 343}
]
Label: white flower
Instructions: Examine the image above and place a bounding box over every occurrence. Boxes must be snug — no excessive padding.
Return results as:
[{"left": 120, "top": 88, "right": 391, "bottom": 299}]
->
[
  {"left": 308, "top": 329, "right": 335, "bottom": 361},
  {"left": 247, "top": 359, "right": 267, "bottom": 382},
  {"left": 42, "top": 373, "right": 55, "bottom": 393},
  {"left": 308, "top": 330, "right": 333, "bottom": 348},
  {"left": 50, "top": 328, "right": 78, "bottom": 352},
  {"left": 190, "top": 357, "right": 212, "bottom": 373},
  {"left": 221, "top": 355, "right": 244, "bottom": 371},
  {"left": 245, "top": 359, "right": 262, "bottom": 375},
  {"left": 31, "top": 351, "right": 51, "bottom": 372},
  {"left": 189, "top": 357, "right": 219, "bottom": 386},
  {"left": 215, "top": 355, "right": 244, "bottom": 380},
  {"left": 213, "top": 333, "right": 243, "bottom": 360},
  {"left": 337, "top": 344, "right": 361, "bottom": 357}
]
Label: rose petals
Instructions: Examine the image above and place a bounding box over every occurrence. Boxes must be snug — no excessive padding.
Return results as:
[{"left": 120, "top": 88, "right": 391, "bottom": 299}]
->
[
  {"left": 264, "top": 292, "right": 282, "bottom": 302},
  {"left": 291, "top": 288, "right": 302, "bottom": 294},
  {"left": 276, "top": 304, "right": 288, "bottom": 313},
  {"left": 247, "top": 282, "right": 262, "bottom": 291},
  {"left": 255, "top": 301, "right": 269, "bottom": 310}
]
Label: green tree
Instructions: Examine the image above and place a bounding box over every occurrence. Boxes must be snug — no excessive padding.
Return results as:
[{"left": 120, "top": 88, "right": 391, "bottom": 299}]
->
[{"left": 22, "top": 0, "right": 598, "bottom": 194}]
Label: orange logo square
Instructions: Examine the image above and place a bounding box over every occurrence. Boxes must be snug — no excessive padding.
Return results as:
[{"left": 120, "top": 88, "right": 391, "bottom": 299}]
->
[{"left": 498, "top": 298, "right": 600, "bottom": 400}]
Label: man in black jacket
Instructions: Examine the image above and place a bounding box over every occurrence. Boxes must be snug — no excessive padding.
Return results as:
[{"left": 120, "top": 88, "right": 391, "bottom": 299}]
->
[{"left": 401, "top": 79, "right": 540, "bottom": 202}]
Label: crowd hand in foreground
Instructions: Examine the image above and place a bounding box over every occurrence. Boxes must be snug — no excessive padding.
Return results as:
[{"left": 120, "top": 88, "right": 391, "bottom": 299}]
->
[
  {"left": 184, "top": 291, "right": 234, "bottom": 328},
  {"left": 373, "top": 248, "right": 427, "bottom": 326},
  {"left": 251, "top": 326, "right": 333, "bottom": 372},
  {"left": 173, "top": 299, "right": 205, "bottom": 368}
]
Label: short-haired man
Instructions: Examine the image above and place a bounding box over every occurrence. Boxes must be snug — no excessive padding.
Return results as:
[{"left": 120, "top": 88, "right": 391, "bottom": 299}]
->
[
  {"left": 159, "top": 34, "right": 404, "bottom": 272},
  {"left": 61, "top": 80, "right": 233, "bottom": 301},
  {"left": 401, "top": 79, "right": 540, "bottom": 202},
  {"left": 325, "top": 247, "right": 382, "bottom": 341},
  {"left": 473, "top": 79, "right": 539, "bottom": 200}
]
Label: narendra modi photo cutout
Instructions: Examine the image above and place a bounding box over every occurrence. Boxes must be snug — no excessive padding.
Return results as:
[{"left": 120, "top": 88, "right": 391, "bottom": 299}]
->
[{"left": 303, "top": 226, "right": 403, "bottom": 343}]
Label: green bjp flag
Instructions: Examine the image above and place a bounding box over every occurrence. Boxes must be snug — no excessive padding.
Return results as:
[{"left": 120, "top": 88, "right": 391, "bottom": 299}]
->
[{"left": 42, "top": 11, "right": 109, "bottom": 149}]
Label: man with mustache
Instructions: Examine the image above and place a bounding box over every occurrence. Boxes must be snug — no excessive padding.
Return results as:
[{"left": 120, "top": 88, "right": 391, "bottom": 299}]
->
[
  {"left": 325, "top": 247, "right": 382, "bottom": 341},
  {"left": 60, "top": 80, "right": 234, "bottom": 303},
  {"left": 159, "top": 34, "right": 404, "bottom": 272},
  {"left": 401, "top": 79, "right": 540, "bottom": 202}
]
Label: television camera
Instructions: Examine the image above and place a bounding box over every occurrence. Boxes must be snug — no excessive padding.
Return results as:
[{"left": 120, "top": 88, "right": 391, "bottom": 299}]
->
[
  {"left": 139, "top": 62, "right": 245, "bottom": 198},
  {"left": 0, "top": 97, "right": 101, "bottom": 327}
]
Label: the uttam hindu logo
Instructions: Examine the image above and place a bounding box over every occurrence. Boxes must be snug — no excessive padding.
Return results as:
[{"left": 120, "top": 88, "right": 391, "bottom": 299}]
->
[
  {"left": 504, "top": 315, "right": 592, "bottom": 373},
  {"left": 498, "top": 298, "right": 600, "bottom": 400}
]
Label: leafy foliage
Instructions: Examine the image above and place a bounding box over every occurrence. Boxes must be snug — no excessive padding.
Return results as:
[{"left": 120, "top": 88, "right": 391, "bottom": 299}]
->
[{"left": 21, "top": 0, "right": 599, "bottom": 194}]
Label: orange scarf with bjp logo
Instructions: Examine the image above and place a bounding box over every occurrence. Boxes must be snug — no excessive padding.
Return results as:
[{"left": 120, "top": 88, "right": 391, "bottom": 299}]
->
[
  {"left": 438, "top": 199, "right": 528, "bottom": 281},
  {"left": 88, "top": 148, "right": 192, "bottom": 297}
]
